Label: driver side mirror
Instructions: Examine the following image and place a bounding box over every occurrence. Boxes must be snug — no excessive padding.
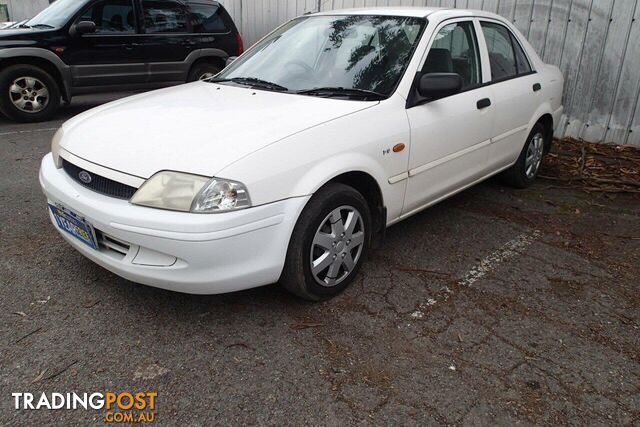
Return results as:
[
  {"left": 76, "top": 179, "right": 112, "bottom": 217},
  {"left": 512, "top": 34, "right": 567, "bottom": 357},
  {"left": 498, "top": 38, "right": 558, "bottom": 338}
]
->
[
  {"left": 417, "top": 73, "right": 463, "bottom": 100},
  {"left": 71, "top": 21, "right": 96, "bottom": 36}
]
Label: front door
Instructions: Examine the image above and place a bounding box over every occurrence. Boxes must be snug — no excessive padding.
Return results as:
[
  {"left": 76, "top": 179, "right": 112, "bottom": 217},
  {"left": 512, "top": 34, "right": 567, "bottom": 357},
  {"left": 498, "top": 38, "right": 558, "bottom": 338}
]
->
[
  {"left": 67, "top": 0, "right": 147, "bottom": 87},
  {"left": 403, "top": 19, "right": 494, "bottom": 216}
]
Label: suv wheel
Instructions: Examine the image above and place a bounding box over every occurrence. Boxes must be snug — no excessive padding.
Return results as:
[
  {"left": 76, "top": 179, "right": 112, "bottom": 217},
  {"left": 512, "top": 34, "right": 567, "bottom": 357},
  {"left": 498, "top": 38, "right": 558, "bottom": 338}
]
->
[
  {"left": 501, "top": 123, "right": 547, "bottom": 188},
  {"left": 0, "top": 64, "right": 61, "bottom": 123},
  {"left": 280, "top": 183, "right": 372, "bottom": 301},
  {"left": 187, "top": 62, "right": 221, "bottom": 82}
]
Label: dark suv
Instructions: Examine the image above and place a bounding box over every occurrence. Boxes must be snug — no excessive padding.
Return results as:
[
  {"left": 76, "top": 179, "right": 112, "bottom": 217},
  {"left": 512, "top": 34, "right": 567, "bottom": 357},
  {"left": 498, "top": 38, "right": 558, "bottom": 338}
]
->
[{"left": 0, "top": 0, "right": 243, "bottom": 122}]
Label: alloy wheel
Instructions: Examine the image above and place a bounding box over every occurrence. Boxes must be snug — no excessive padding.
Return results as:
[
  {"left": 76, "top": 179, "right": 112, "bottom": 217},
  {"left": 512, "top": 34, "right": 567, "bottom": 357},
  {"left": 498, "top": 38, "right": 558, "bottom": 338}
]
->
[
  {"left": 525, "top": 132, "right": 545, "bottom": 178},
  {"left": 310, "top": 205, "right": 365, "bottom": 287},
  {"left": 9, "top": 76, "right": 49, "bottom": 113}
]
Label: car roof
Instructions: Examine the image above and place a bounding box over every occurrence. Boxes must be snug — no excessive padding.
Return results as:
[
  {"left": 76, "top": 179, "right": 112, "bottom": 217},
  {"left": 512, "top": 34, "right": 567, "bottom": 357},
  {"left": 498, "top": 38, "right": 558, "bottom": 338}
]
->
[{"left": 313, "top": 7, "right": 504, "bottom": 21}]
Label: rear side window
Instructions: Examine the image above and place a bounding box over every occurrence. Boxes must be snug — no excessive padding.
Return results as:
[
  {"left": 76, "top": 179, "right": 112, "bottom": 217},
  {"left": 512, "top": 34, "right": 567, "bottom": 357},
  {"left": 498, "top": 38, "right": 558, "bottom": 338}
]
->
[
  {"left": 142, "top": 0, "right": 189, "bottom": 33},
  {"left": 188, "top": 2, "right": 229, "bottom": 33},
  {"left": 79, "top": 0, "right": 136, "bottom": 34},
  {"left": 513, "top": 37, "right": 532, "bottom": 74},
  {"left": 481, "top": 21, "right": 532, "bottom": 81}
]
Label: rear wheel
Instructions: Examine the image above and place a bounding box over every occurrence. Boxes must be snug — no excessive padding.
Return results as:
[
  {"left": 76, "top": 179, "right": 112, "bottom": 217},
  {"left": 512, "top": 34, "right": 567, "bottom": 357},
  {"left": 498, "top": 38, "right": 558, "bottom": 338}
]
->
[
  {"left": 187, "top": 61, "right": 221, "bottom": 82},
  {"left": 0, "top": 64, "right": 60, "bottom": 123},
  {"left": 501, "top": 123, "right": 547, "bottom": 188},
  {"left": 280, "top": 183, "right": 372, "bottom": 301}
]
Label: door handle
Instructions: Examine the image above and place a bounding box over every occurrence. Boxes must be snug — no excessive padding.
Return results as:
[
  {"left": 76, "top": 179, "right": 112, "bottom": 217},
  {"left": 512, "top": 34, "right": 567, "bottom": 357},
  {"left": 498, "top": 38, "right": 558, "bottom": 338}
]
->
[
  {"left": 533, "top": 83, "right": 542, "bottom": 92},
  {"left": 477, "top": 98, "right": 491, "bottom": 109},
  {"left": 123, "top": 43, "right": 139, "bottom": 50}
]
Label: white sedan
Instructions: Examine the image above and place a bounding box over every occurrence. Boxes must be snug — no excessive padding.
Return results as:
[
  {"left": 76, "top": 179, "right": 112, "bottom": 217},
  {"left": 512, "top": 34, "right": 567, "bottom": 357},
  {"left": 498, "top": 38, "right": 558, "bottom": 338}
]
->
[{"left": 40, "top": 8, "right": 564, "bottom": 300}]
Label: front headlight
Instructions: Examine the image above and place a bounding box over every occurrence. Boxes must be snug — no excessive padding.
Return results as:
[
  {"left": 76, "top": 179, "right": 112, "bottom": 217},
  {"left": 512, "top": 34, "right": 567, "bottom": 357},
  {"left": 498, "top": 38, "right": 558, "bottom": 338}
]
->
[
  {"left": 130, "top": 171, "right": 251, "bottom": 213},
  {"left": 51, "top": 128, "right": 64, "bottom": 168}
]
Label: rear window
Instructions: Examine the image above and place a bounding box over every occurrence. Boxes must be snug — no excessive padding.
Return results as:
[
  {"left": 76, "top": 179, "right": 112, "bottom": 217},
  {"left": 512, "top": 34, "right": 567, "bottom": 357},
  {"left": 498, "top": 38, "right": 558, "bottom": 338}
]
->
[
  {"left": 188, "top": 2, "right": 229, "bottom": 33},
  {"left": 142, "top": 0, "right": 189, "bottom": 33}
]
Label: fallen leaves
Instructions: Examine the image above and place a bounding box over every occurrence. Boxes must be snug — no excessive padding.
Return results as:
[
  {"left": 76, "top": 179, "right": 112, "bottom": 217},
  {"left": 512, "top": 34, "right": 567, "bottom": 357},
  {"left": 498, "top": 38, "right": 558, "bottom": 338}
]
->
[{"left": 540, "top": 138, "right": 640, "bottom": 193}]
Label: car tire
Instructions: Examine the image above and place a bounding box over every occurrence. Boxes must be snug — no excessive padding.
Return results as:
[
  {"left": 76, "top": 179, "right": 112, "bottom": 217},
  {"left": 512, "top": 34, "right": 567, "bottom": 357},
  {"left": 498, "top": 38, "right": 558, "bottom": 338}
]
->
[
  {"left": 187, "top": 61, "right": 221, "bottom": 82},
  {"left": 501, "top": 123, "right": 547, "bottom": 189},
  {"left": 0, "top": 64, "right": 61, "bottom": 123},
  {"left": 280, "top": 182, "right": 372, "bottom": 301}
]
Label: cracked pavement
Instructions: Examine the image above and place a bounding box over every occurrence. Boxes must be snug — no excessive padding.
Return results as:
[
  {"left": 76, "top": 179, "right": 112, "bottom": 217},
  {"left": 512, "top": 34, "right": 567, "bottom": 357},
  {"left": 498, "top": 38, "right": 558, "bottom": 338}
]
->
[{"left": 0, "top": 94, "right": 639, "bottom": 425}]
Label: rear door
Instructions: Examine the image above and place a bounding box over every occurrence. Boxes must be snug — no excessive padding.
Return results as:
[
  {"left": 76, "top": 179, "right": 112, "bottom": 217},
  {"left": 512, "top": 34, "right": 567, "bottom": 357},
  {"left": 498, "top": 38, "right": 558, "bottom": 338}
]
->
[
  {"left": 403, "top": 19, "right": 495, "bottom": 215},
  {"left": 138, "top": 0, "right": 194, "bottom": 83},
  {"left": 67, "top": 0, "right": 147, "bottom": 87},
  {"left": 187, "top": 1, "right": 237, "bottom": 56},
  {"left": 479, "top": 20, "right": 540, "bottom": 169}
]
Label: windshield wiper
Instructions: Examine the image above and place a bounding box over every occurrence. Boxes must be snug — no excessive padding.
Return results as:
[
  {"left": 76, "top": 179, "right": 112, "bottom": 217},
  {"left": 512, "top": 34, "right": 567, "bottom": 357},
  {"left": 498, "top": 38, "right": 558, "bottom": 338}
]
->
[
  {"left": 295, "top": 87, "right": 386, "bottom": 100},
  {"left": 211, "top": 77, "right": 289, "bottom": 92},
  {"left": 30, "top": 24, "right": 55, "bottom": 29}
]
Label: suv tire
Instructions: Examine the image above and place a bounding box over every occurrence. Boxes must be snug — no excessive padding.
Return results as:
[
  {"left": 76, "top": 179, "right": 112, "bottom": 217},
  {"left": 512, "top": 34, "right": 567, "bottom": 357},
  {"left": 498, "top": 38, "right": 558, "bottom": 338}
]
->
[
  {"left": 0, "top": 64, "right": 61, "bottom": 123},
  {"left": 280, "top": 183, "right": 372, "bottom": 301},
  {"left": 187, "top": 61, "right": 221, "bottom": 82}
]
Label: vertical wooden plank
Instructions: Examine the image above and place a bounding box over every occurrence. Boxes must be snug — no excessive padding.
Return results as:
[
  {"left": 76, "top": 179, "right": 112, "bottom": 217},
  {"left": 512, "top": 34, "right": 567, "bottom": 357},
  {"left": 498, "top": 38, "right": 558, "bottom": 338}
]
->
[
  {"left": 467, "top": 0, "right": 484, "bottom": 10},
  {"left": 557, "top": 0, "right": 592, "bottom": 137},
  {"left": 564, "top": 0, "right": 614, "bottom": 139},
  {"left": 482, "top": 0, "right": 500, "bottom": 13},
  {"left": 581, "top": 0, "right": 636, "bottom": 143},
  {"left": 440, "top": 0, "right": 456, "bottom": 7},
  {"left": 542, "top": 1, "right": 570, "bottom": 66},
  {"left": 498, "top": 0, "right": 518, "bottom": 21},
  {"left": 513, "top": 0, "right": 534, "bottom": 36},
  {"left": 456, "top": 0, "right": 470, "bottom": 9},
  {"left": 528, "top": 0, "right": 552, "bottom": 56},
  {"left": 285, "top": 0, "right": 295, "bottom": 18},
  {"left": 628, "top": 89, "right": 640, "bottom": 146},
  {"left": 606, "top": 2, "right": 640, "bottom": 145}
]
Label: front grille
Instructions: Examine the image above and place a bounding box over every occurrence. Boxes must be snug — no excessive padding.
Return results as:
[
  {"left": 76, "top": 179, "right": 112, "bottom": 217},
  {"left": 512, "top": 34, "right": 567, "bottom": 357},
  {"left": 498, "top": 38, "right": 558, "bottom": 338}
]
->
[{"left": 62, "top": 159, "right": 137, "bottom": 200}]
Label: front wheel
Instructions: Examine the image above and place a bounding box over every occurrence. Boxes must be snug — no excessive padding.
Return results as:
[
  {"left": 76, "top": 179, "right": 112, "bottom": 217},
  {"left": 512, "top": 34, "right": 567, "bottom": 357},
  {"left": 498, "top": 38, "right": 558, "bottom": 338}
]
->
[
  {"left": 501, "top": 123, "right": 547, "bottom": 188},
  {"left": 280, "top": 183, "right": 372, "bottom": 301},
  {"left": 187, "top": 62, "right": 221, "bottom": 82},
  {"left": 0, "top": 64, "right": 61, "bottom": 123}
]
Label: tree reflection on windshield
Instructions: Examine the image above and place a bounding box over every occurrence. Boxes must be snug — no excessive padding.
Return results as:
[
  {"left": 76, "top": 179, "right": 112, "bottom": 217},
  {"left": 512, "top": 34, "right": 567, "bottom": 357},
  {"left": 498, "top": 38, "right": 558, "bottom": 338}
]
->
[{"left": 218, "top": 15, "right": 425, "bottom": 97}]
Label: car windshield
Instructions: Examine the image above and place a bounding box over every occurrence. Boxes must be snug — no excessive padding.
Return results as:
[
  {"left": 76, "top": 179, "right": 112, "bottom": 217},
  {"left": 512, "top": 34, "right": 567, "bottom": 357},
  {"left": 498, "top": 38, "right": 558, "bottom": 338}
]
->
[
  {"left": 26, "top": 0, "right": 85, "bottom": 28},
  {"left": 217, "top": 15, "right": 426, "bottom": 97}
]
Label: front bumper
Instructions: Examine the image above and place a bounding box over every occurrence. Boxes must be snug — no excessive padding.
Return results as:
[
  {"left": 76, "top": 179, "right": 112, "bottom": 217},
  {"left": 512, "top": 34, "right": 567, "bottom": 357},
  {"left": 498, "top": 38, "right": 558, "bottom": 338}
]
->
[{"left": 39, "top": 153, "right": 309, "bottom": 294}]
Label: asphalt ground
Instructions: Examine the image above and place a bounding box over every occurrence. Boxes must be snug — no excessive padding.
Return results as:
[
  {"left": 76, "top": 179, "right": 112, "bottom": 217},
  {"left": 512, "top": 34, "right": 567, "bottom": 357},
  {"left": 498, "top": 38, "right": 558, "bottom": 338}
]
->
[{"left": 0, "top": 94, "right": 639, "bottom": 425}]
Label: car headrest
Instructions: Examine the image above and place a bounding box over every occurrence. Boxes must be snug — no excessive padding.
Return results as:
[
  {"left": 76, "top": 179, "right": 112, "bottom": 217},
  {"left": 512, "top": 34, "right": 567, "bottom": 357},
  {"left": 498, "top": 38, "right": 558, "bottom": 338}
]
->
[{"left": 423, "top": 48, "right": 454, "bottom": 73}]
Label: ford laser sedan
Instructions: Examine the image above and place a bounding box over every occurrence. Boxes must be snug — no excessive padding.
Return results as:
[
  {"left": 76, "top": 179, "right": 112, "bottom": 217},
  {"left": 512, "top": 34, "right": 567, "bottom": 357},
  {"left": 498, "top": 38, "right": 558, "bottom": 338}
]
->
[{"left": 40, "top": 8, "right": 564, "bottom": 300}]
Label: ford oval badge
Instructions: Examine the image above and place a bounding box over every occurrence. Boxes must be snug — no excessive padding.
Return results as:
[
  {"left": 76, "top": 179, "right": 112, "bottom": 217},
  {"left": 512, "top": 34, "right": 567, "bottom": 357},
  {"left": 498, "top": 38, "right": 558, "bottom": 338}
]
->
[{"left": 78, "top": 170, "right": 92, "bottom": 184}]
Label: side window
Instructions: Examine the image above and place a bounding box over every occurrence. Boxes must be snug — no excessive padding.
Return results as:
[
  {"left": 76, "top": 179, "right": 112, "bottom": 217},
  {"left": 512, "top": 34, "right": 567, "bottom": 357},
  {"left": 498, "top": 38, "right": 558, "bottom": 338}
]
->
[
  {"left": 79, "top": 0, "right": 136, "bottom": 34},
  {"left": 142, "top": 0, "right": 189, "bottom": 33},
  {"left": 481, "top": 22, "right": 531, "bottom": 80},
  {"left": 512, "top": 36, "right": 532, "bottom": 74},
  {"left": 423, "top": 21, "right": 481, "bottom": 89},
  {"left": 188, "top": 2, "right": 228, "bottom": 33}
]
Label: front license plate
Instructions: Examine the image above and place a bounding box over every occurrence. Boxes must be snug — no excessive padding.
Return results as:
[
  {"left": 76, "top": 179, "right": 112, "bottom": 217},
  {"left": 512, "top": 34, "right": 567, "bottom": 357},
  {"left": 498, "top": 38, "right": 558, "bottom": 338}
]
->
[{"left": 48, "top": 204, "right": 98, "bottom": 250}]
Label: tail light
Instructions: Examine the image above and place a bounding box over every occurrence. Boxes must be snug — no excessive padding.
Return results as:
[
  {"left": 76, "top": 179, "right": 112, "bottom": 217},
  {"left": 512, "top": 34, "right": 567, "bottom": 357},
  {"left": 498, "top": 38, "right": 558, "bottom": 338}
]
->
[{"left": 236, "top": 32, "right": 244, "bottom": 55}]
